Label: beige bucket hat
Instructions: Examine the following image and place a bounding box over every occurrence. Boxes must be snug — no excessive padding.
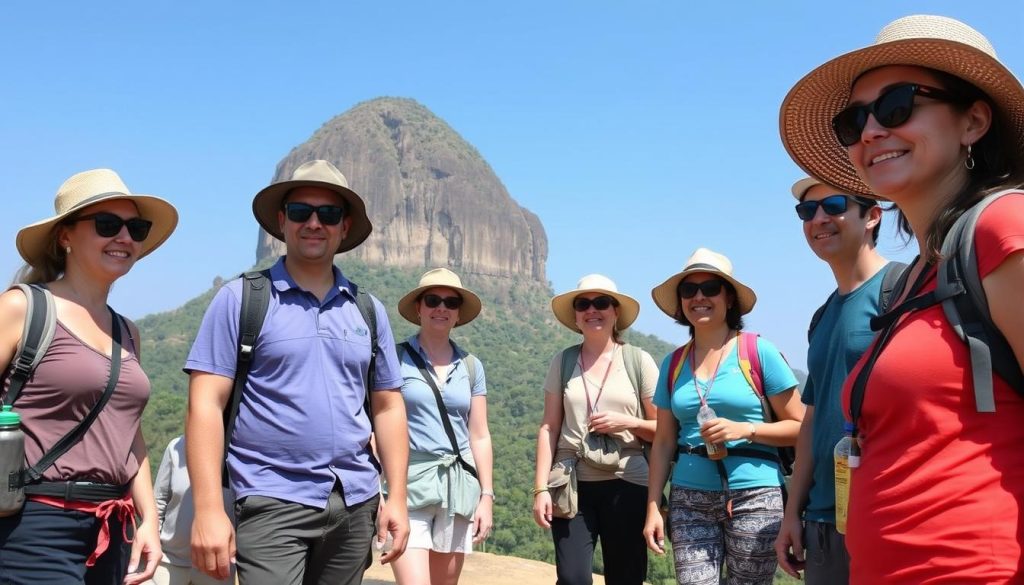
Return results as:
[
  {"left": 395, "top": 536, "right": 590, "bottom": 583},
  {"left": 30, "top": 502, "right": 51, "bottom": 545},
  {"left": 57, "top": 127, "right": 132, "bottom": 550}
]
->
[
  {"left": 252, "top": 160, "right": 372, "bottom": 253},
  {"left": 16, "top": 169, "right": 178, "bottom": 268},
  {"left": 780, "top": 14, "right": 1024, "bottom": 199},
  {"left": 652, "top": 248, "right": 757, "bottom": 319},
  {"left": 551, "top": 274, "right": 640, "bottom": 333},
  {"left": 398, "top": 268, "right": 482, "bottom": 327}
]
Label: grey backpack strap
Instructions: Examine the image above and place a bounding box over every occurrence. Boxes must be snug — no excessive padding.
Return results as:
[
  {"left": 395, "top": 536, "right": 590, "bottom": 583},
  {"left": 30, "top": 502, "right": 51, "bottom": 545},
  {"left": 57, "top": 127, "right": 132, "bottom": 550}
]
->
[
  {"left": 559, "top": 344, "right": 582, "bottom": 392},
  {"left": 4, "top": 284, "right": 57, "bottom": 407},
  {"left": 354, "top": 290, "right": 379, "bottom": 426},
  {"left": 621, "top": 344, "right": 644, "bottom": 413}
]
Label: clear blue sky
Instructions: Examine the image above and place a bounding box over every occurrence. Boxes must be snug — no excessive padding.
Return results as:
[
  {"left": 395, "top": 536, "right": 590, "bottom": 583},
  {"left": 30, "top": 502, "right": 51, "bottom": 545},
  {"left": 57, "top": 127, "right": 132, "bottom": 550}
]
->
[{"left": 2, "top": 1, "right": 1021, "bottom": 368}]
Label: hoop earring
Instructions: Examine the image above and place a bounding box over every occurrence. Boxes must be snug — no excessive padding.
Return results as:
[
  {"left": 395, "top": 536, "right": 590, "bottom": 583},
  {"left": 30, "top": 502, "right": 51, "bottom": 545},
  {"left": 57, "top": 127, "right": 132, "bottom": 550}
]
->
[{"left": 965, "top": 144, "right": 976, "bottom": 170}]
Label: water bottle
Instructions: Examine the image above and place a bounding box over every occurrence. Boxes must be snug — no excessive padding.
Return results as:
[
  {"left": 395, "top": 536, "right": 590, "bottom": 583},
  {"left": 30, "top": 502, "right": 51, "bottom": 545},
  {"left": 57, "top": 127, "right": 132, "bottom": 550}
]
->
[
  {"left": 0, "top": 405, "right": 25, "bottom": 517},
  {"left": 834, "top": 422, "right": 854, "bottom": 535},
  {"left": 697, "top": 404, "right": 727, "bottom": 460}
]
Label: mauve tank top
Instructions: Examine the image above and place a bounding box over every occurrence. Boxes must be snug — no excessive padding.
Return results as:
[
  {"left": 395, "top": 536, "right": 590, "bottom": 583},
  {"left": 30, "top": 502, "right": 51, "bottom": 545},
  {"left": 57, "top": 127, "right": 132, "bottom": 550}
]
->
[{"left": 1, "top": 318, "right": 151, "bottom": 485}]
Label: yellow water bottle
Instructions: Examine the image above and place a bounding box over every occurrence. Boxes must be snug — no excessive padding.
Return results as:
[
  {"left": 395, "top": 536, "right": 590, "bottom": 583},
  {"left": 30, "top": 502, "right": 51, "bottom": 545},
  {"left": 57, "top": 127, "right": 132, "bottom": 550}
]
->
[{"left": 834, "top": 422, "right": 854, "bottom": 534}]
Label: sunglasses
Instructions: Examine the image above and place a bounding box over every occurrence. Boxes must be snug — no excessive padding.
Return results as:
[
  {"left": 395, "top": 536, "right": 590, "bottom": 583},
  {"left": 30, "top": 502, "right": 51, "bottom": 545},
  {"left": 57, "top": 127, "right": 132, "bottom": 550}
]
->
[
  {"left": 422, "top": 294, "right": 463, "bottom": 310},
  {"left": 832, "top": 83, "right": 962, "bottom": 147},
  {"left": 67, "top": 212, "right": 153, "bottom": 242},
  {"left": 573, "top": 295, "right": 619, "bottom": 312},
  {"left": 284, "top": 202, "right": 345, "bottom": 226},
  {"left": 678, "top": 279, "right": 725, "bottom": 299},
  {"left": 795, "top": 194, "right": 875, "bottom": 221}
]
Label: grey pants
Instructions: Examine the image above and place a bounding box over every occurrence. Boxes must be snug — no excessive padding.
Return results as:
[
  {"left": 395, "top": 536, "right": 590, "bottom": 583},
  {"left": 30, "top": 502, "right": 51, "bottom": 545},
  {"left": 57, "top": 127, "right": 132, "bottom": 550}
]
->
[
  {"left": 234, "top": 489, "right": 379, "bottom": 585},
  {"left": 803, "top": 521, "right": 849, "bottom": 585}
]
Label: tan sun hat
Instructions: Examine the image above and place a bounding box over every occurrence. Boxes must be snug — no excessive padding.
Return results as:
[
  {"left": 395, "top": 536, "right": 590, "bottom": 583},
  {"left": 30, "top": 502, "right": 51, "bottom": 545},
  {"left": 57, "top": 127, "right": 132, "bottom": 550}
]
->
[
  {"left": 550, "top": 274, "right": 640, "bottom": 333},
  {"left": 780, "top": 14, "right": 1024, "bottom": 199},
  {"left": 652, "top": 248, "right": 757, "bottom": 319},
  {"left": 16, "top": 169, "right": 178, "bottom": 269},
  {"left": 398, "top": 268, "right": 482, "bottom": 327},
  {"left": 252, "top": 160, "right": 372, "bottom": 253}
]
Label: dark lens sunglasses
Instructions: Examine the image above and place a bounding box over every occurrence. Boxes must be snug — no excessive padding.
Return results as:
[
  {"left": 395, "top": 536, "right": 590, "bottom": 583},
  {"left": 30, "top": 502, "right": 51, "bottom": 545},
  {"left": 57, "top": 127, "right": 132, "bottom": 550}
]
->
[
  {"left": 573, "top": 295, "right": 619, "bottom": 312},
  {"left": 678, "top": 279, "right": 725, "bottom": 299},
  {"left": 795, "top": 194, "right": 875, "bottom": 221},
  {"left": 831, "top": 83, "right": 962, "bottom": 147},
  {"left": 67, "top": 212, "right": 153, "bottom": 242},
  {"left": 422, "top": 294, "right": 463, "bottom": 310},
  {"left": 284, "top": 202, "right": 345, "bottom": 226}
]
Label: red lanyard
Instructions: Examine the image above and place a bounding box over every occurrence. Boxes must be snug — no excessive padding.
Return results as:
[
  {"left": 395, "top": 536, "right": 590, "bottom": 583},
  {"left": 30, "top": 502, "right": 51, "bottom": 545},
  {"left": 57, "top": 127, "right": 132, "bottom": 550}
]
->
[
  {"left": 579, "top": 345, "right": 617, "bottom": 416},
  {"left": 691, "top": 332, "right": 732, "bottom": 406}
]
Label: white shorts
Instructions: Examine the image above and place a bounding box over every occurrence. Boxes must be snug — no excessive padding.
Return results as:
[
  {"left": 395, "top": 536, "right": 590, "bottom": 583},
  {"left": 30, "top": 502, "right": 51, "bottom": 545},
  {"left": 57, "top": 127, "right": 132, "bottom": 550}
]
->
[{"left": 407, "top": 504, "right": 474, "bottom": 554}]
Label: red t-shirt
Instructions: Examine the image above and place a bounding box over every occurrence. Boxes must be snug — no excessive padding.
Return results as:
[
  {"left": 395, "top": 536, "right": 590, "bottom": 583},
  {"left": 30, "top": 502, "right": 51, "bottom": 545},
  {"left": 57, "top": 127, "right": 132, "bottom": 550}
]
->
[{"left": 842, "top": 194, "right": 1024, "bottom": 584}]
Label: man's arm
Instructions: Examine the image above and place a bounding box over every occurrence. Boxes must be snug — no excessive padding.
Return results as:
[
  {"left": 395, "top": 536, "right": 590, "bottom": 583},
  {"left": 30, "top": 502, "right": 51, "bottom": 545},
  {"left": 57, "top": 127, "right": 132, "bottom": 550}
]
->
[
  {"left": 775, "top": 405, "right": 815, "bottom": 578},
  {"left": 370, "top": 388, "right": 409, "bottom": 564}
]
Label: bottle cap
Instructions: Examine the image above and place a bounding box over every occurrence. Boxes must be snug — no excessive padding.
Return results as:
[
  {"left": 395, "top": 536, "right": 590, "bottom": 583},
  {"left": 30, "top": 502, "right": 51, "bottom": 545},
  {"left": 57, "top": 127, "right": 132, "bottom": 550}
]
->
[
  {"left": 843, "top": 421, "right": 855, "bottom": 434},
  {"left": 0, "top": 405, "right": 20, "bottom": 426}
]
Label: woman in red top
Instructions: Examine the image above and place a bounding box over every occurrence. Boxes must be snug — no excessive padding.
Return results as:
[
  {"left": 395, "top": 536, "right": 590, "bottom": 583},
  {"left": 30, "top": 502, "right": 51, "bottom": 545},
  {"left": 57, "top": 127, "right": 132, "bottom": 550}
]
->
[{"left": 779, "top": 14, "right": 1024, "bottom": 584}]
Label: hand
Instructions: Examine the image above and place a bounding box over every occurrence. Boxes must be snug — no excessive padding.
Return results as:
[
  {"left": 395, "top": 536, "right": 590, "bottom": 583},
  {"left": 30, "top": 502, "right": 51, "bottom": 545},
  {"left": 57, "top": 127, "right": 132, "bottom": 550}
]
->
[
  {"left": 642, "top": 503, "right": 666, "bottom": 555},
  {"left": 191, "top": 510, "right": 235, "bottom": 581},
  {"left": 376, "top": 497, "right": 409, "bottom": 564},
  {"left": 588, "top": 411, "right": 636, "bottom": 434},
  {"left": 472, "top": 495, "right": 493, "bottom": 544},
  {"left": 123, "top": 516, "right": 161, "bottom": 584},
  {"left": 699, "top": 418, "right": 753, "bottom": 444},
  {"left": 532, "top": 491, "right": 552, "bottom": 529},
  {"left": 774, "top": 512, "right": 806, "bottom": 579}
]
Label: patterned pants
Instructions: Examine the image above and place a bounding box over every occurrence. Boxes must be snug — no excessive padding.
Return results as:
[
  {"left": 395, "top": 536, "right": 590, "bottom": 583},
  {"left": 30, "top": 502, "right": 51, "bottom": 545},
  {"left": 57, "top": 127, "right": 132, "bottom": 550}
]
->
[{"left": 669, "top": 486, "right": 782, "bottom": 585}]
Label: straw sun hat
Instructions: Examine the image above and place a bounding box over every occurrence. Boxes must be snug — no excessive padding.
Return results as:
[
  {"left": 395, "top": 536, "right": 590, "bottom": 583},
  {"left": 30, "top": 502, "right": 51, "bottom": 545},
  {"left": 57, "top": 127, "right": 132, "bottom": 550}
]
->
[
  {"left": 252, "top": 160, "right": 372, "bottom": 253},
  {"left": 16, "top": 169, "right": 178, "bottom": 269},
  {"left": 398, "top": 268, "right": 482, "bottom": 327},
  {"left": 651, "top": 248, "right": 757, "bottom": 319},
  {"left": 550, "top": 274, "right": 640, "bottom": 333},
  {"left": 780, "top": 14, "right": 1024, "bottom": 199}
]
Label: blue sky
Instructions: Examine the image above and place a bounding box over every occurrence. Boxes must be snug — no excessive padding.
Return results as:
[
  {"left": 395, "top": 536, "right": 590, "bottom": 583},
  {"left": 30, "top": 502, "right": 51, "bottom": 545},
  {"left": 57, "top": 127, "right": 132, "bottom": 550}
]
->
[{"left": 2, "top": 1, "right": 1021, "bottom": 368}]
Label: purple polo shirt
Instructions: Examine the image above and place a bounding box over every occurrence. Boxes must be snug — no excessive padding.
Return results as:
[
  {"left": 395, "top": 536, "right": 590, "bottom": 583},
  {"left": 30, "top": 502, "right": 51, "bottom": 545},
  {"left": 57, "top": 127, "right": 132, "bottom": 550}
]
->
[{"left": 184, "top": 257, "right": 403, "bottom": 509}]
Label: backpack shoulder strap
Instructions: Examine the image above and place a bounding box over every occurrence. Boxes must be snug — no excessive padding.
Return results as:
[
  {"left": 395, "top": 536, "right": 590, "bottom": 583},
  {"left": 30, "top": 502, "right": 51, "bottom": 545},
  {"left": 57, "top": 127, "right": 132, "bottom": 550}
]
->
[
  {"left": 879, "top": 261, "right": 910, "bottom": 313},
  {"left": 463, "top": 352, "right": 477, "bottom": 389},
  {"left": 4, "top": 284, "right": 57, "bottom": 407},
  {"left": 621, "top": 343, "right": 645, "bottom": 413},
  {"left": 666, "top": 342, "right": 692, "bottom": 396},
  {"left": 353, "top": 287, "right": 381, "bottom": 430},
  {"left": 737, "top": 332, "right": 764, "bottom": 397},
  {"left": 806, "top": 291, "right": 836, "bottom": 343},
  {"left": 559, "top": 344, "right": 582, "bottom": 392}
]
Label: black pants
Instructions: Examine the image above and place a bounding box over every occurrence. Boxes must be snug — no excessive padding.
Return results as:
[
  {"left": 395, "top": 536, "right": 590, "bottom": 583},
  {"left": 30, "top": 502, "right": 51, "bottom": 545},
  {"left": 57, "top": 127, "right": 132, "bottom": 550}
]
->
[{"left": 551, "top": 479, "right": 647, "bottom": 585}]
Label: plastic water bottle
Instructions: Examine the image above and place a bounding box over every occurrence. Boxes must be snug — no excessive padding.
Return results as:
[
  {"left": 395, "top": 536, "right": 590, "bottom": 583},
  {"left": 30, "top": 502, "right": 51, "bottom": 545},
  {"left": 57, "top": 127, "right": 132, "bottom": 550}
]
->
[
  {"left": 0, "top": 405, "right": 25, "bottom": 517},
  {"left": 834, "top": 422, "right": 854, "bottom": 534},
  {"left": 697, "top": 404, "right": 727, "bottom": 460}
]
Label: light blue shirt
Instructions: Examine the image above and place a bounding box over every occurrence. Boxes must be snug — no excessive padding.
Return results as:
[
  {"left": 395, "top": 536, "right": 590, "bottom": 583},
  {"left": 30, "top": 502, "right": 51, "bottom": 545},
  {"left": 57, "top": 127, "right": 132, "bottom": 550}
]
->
[{"left": 653, "top": 335, "right": 798, "bottom": 491}]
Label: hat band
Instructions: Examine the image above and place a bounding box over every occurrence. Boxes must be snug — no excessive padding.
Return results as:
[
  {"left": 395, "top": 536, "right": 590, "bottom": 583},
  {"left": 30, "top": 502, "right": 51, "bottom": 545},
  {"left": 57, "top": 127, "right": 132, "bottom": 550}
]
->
[
  {"left": 60, "top": 191, "right": 131, "bottom": 216},
  {"left": 684, "top": 263, "right": 722, "bottom": 272}
]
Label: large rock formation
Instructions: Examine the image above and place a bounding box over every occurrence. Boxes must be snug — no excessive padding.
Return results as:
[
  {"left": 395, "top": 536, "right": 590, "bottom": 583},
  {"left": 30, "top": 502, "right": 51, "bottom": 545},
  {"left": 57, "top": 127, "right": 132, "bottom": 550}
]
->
[{"left": 256, "top": 98, "right": 547, "bottom": 283}]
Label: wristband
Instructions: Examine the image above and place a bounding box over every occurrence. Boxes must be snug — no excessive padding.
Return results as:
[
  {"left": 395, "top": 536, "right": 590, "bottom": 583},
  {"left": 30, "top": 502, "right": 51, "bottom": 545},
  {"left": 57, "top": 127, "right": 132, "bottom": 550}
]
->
[{"left": 532, "top": 487, "right": 548, "bottom": 496}]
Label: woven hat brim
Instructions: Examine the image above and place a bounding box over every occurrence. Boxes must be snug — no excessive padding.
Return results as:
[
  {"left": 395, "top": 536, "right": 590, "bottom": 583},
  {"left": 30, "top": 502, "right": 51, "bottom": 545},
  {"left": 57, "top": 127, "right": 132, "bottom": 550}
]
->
[
  {"left": 16, "top": 194, "right": 178, "bottom": 268},
  {"left": 651, "top": 269, "right": 757, "bottom": 320},
  {"left": 252, "top": 180, "right": 372, "bottom": 253},
  {"left": 550, "top": 288, "right": 640, "bottom": 334},
  {"left": 398, "top": 285, "right": 482, "bottom": 327},
  {"left": 780, "top": 38, "right": 1024, "bottom": 199}
]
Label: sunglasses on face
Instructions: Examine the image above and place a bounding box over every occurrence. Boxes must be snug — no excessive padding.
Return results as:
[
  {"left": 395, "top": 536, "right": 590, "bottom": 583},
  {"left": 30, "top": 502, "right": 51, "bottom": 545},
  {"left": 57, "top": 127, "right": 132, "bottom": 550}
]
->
[
  {"left": 284, "top": 202, "right": 345, "bottom": 226},
  {"left": 422, "top": 294, "right": 463, "bottom": 310},
  {"left": 795, "top": 194, "right": 874, "bottom": 221},
  {"left": 678, "top": 279, "right": 725, "bottom": 299},
  {"left": 67, "top": 212, "right": 153, "bottom": 242},
  {"left": 573, "top": 295, "right": 619, "bottom": 312},
  {"left": 831, "top": 83, "right": 962, "bottom": 147}
]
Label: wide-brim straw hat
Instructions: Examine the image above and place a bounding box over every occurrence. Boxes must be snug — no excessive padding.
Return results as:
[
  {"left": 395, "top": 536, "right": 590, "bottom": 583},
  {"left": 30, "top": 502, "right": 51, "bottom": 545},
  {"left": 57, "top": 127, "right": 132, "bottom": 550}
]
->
[
  {"left": 652, "top": 248, "right": 757, "bottom": 319},
  {"left": 252, "top": 160, "right": 372, "bottom": 253},
  {"left": 780, "top": 14, "right": 1024, "bottom": 199},
  {"left": 551, "top": 274, "right": 640, "bottom": 333},
  {"left": 398, "top": 268, "right": 482, "bottom": 327},
  {"left": 16, "top": 169, "right": 178, "bottom": 268}
]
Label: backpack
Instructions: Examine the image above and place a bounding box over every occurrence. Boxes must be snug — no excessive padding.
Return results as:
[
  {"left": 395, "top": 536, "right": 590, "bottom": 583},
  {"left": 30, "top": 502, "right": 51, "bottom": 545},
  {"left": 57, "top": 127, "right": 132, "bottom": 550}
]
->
[
  {"left": 221, "top": 270, "right": 382, "bottom": 484},
  {"left": 665, "top": 331, "right": 795, "bottom": 475},
  {"left": 807, "top": 261, "right": 909, "bottom": 342},
  {"left": 558, "top": 343, "right": 647, "bottom": 414}
]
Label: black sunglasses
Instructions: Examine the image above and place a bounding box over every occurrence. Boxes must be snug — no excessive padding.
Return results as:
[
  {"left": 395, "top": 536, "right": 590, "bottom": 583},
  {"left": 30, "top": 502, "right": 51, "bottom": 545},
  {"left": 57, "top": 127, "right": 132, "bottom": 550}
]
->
[
  {"left": 284, "top": 202, "right": 345, "bottom": 226},
  {"left": 67, "top": 212, "right": 152, "bottom": 242},
  {"left": 832, "top": 83, "right": 963, "bottom": 147},
  {"left": 795, "top": 194, "right": 875, "bottom": 221},
  {"left": 573, "top": 295, "right": 619, "bottom": 312},
  {"left": 422, "top": 294, "right": 463, "bottom": 310},
  {"left": 678, "top": 279, "right": 725, "bottom": 299}
]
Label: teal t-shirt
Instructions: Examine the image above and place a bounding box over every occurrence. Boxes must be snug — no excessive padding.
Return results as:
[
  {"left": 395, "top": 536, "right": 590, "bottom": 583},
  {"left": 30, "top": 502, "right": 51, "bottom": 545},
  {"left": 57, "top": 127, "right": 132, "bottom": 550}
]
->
[
  {"left": 653, "top": 335, "right": 798, "bottom": 491},
  {"left": 802, "top": 266, "right": 889, "bottom": 523}
]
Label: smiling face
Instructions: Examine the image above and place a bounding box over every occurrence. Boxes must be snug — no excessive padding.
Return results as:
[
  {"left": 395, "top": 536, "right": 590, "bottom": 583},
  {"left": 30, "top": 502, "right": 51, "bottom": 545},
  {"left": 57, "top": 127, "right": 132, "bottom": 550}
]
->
[
  {"left": 278, "top": 186, "right": 352, "bottom": 266},
  {"left": 801, "top": 184, "right": 880, "bottom": 263},
  {"left": 573, "top": 292, "right": 620, "bottom": 336},
  {"left": 416, "top": 286, "right": 461, "bottom": 333},
  {"left": 59, "top": 198, "right": 144, "bottom": 282},
  {"left": 678, "top": 272, "right": 732, "bottom": 329}
]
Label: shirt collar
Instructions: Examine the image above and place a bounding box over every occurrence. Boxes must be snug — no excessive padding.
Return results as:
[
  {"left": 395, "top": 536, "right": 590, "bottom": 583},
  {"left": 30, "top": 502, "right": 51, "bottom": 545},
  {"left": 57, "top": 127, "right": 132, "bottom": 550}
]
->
[
  {"left": 405, "top": 334, "right": 466, "bottom": 367},
  {"left": 269, "top": 257, "right": 357, "bottom": 302}
]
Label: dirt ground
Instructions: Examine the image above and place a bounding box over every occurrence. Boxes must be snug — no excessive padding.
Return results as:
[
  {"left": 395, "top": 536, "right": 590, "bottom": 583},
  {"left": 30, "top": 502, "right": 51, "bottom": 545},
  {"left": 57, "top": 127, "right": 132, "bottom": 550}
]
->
[{"left": 362, "top": 551, "right": 606, "bottom": 585}]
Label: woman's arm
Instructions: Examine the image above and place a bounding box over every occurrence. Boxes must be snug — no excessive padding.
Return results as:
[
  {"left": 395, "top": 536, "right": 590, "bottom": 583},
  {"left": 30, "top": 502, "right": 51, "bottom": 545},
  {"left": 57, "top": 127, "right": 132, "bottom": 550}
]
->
[
  {"left": 124, "top": 428, "right": 161, "bottom": 584},
  {"left": 0, "top": 289, "right": 28, "bottom": 384},
  {"left": 701, "top": 388, "right": 804, "bottom": 447},
  {"left": 643, "top": 407, "right": 678, "bottom": 554},
  {"left": 984, "top": 250, "right": 1024, "bottom": 370},
  {"left": 532, "top": 389, "right": 564, "bottom": 529},
  {"left": 468, "top": 394, "right": 493, "bottom": 543}
]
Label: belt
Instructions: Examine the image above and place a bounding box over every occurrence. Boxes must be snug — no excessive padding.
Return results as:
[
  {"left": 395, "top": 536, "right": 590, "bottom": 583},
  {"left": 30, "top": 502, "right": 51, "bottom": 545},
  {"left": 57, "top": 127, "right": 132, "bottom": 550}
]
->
[{"left": 23, "top": 480, "right": 129, "bottom": 503}]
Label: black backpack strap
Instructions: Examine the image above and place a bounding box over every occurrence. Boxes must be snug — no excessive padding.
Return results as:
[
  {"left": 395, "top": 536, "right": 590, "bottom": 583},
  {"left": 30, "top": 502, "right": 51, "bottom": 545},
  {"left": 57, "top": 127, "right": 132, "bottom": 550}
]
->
[
  {"left": 223, "top": 270, "right": 272, "bottom": 486},
  {"left": 13, "top": 307, "right": 123, "bottom": 489},
  {"left": 878, "top": 261, "right": 910, "bottom": 313},
  {"left": 806, "top": 291, "right": 836, "bottom": 343},
  {"left": 3, "top": 284, "right": 57, "bottom": 407},
  {"left": 398, "top": 341, "right": 478, "bottom": 479},
  {"left": 354, "top": 289, "right": 379, "bottom": 427}
]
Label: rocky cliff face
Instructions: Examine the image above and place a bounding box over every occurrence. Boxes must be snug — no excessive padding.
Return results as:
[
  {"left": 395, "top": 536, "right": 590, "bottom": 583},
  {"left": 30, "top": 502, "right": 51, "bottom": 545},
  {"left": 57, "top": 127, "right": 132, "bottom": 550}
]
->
[{"left": 256, "top": 98, "right": 547, "bottom": 283}]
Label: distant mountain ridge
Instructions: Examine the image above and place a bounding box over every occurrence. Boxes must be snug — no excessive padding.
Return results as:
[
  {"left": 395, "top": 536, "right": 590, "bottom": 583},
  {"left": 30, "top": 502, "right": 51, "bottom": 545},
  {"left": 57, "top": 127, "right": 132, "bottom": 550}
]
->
[{"left": 256, "top": 97, "right": 548, "bottom": 283}]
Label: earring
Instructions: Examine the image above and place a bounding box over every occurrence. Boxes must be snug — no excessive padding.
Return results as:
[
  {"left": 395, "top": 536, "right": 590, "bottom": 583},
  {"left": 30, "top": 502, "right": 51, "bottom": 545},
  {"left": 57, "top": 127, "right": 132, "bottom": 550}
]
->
[
  {"left": 965, "top": 144, "right": 976, "bottom": 170},
  {"left": 65, "top": 246, "right": 72, "bottom": 255}
]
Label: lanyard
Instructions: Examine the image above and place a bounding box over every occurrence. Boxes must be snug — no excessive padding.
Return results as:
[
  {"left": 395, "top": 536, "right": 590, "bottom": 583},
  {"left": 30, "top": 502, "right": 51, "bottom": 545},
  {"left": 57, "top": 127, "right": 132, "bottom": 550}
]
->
[
  {"left": 579, "top": 345, "right": 617, "bottom": 417},
  {"left": 691, "top": 331, "right": 732, "bottom": 407}
]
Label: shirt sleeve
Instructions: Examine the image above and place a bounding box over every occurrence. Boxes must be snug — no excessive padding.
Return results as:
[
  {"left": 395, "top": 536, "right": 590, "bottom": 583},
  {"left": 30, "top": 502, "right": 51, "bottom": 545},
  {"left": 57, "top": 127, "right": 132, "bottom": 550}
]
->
[
  {"left": 975, "top": 193, "right": 1024, "bottom": 278},
  {"left": 756, "top": 336, "right": 799, "bottom": 396},
  {"left": 652, "top": 351, "right": 674, "bottom": 409},
  {"left": 470, "top": 355, "right": 487, "bottom": 397},
  {"left": 543, "top": 351, "right": 564, "bottom": 395},
  {"left": 370, "top": 296, "right": 403, "bottom": 391},
  {"left": 183, "top": 281, "right": 243, "bottom": 378}
]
